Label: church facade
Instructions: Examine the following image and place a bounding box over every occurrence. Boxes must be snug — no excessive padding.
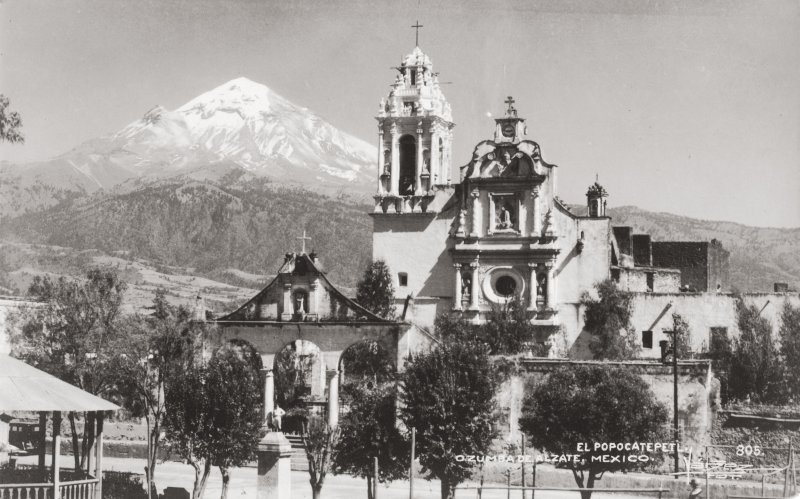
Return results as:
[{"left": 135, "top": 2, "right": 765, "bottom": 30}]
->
[{"left": 368, "top": 44, "right": 799, "bottom": 358}]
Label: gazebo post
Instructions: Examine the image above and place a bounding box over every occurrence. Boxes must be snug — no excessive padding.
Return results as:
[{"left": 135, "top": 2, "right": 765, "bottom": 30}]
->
[
  {"left": 94, "top": 411, "right": 104, "bottom": 499},
  {"left": 37, "top": 411, "right": 47, "bottom": 471},
  {"left": 52, "top": 411, "right": 62, "bottom": 497}
]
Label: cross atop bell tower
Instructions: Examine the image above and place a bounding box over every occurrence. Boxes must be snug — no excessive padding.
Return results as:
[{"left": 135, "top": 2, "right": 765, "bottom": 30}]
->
[{"left": 411, "top": 20, "right": 423, "bottom": 46}]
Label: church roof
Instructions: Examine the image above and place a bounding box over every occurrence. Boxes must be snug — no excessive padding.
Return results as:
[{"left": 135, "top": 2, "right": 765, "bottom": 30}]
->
[{"left": 216, "top": 253, "right": 391, "bottom": 323}]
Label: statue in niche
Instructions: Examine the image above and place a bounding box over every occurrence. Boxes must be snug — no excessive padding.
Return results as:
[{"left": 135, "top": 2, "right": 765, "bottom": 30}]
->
[
  {"left": 462, "top": 272, "right": 472, "bottom": 299},
  {"left": 495, "top": 200, "right": 515, "bottom": 230},
  {"left": 293, "top": 291, "right": 307, "bottom": 316},
  {"left": 383, "top": 150, "right": 391, "bottom": 174},
  {"left": 536, "top": 274, "right": 547, "bottom": 308}
]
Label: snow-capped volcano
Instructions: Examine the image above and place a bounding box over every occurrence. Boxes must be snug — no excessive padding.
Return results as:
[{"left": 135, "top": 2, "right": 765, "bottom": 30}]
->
[{"left": 0, "top": 78, "right": 377, "bottom": 217}]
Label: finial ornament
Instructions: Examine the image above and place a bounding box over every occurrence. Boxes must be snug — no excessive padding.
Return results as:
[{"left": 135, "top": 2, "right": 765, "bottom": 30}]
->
[{"left": 504, "top": 96, "right": 517, "bottom": 117}]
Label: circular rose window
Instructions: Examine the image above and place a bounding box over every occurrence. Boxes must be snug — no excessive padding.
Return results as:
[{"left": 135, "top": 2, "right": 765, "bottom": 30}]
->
[
  {"left": 496, "top": 275, "right": 517, "bottom": 297},
  {"left": 481, "top": 267, "right": 525, "bottom": 304}
]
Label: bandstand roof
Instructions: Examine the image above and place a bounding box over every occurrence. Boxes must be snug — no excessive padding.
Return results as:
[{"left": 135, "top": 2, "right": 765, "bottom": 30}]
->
[{"left": 0, "top": 354, "right": 119, "bottom": 412}]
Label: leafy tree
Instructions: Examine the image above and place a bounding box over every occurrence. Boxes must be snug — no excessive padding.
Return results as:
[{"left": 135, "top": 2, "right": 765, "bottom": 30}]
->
[
  {"left": 333, "top": 383, "right": 408, "bottom": 499},
  {"left": 400, "top": 340, "right": 498, "bottom": 499},
  {"left": 356, "top": 260, "right": 396, "bottom": 319},
  {"left": 163, "top": 360, "right": 212, "bottom": 499},
  {"left": 779, "top": 302, "right": 800, "bottom": 400},
  {"left": 205, "top": 347, "right": 263, "bottom": 499},
  {"left": 432, "top": 298, "right": 546, "bottom": 356},
  {"left": 163, "top": 345, "right": 262, "bottom": 499},
  {"left": 10, "top": 267, "right": 126, "bottom": 471},
  {"left": 301, "top": 415, "right": 340, "bottom": 499},
  {"left": 581, "top": 279, "right": 640, "bottom": 360},
  {"left": 0, "top": 94, "right": 24, "bottom": 143},
  {"left": 728, "top": 300, "right": 785, "bottom": 403},
  {"left": 519, "top": 365, "right": 668, "bottom": 499},
  {"left": 113, "top": 290, "right": 197, "bottom": 497},
  {"left": 707, "top": 325, "right": 734, "bottom": 403}
]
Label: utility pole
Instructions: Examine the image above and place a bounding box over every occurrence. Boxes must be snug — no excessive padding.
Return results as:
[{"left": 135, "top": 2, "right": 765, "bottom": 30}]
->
[
  {"left": 409, "top": 427, "right": 415, "bottom": 499},
  {"left": 661, "top": 330, "right": 680, "bottom": 477}
]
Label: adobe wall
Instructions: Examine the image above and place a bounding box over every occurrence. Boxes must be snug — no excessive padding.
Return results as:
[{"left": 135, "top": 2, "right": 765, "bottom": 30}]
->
[
  {"left": 496, "top": 359, "right": 715, "bottom": 450},
  {"left": 652, "top": 242, "right": 709, "bottom": 291},
  {"left": 628, "top": 292, "right": 800, "bottom": 358}
]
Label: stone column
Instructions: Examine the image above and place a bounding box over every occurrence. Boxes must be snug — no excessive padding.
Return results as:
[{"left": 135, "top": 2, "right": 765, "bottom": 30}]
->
[
  {"left": 431, "top": 129, "right": 440, "bottom": 184},
  {"left": 470, "top": 190, "right": 480, "bottom": 237},
  {"left": 415, "top": 123, "right": 424, "bottom": 194},
  {"left": 93, "top": 413, "right": 104, "bottom": 499},
  {"left": 327, "top": 370, "right": 340, "bottom": 428},
  {"left": 469, "top": 262, "right": 480, "bottom": 310},
  {"left": 452, "top": 263, "right": 462, "bottom": 310},
  {"left": 527, "top": 263, "right": 538, "bottom": 311},
  {"left": 390, "top": 125, "right": 400, "bottom": 195},
  {"left": 281, "top": 283, "right": 293, "bottom": 320},
  {"left": 377, "top": 128, "right": 385, "bottom": 194},
  {"left": 262, "top": 368, "right": 274, "bottom": 429},
  {"left": 545, "top": 261, "right": 556, "bottom": 309},
  {"left": 532, "top": 186, "right": 541, "bottom": 236},
  {"left": 257, "top": 432, "right": 292, "bottom": 499}
]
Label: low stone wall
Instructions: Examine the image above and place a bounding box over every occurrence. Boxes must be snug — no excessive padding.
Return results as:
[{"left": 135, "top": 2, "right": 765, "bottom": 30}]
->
[{"left": 495, "top": 359, "right": 716, "bottom": 451}]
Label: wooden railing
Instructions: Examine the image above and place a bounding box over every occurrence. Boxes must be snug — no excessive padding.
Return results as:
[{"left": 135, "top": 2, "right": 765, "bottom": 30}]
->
[{"left": 0, "top": 477, "right": 98, "bottom": 499}]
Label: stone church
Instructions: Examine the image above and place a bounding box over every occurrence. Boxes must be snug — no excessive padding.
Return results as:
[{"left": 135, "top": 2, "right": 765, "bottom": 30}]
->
[{"left": 368, "top": 43, "right": 799, "bottom": 359}]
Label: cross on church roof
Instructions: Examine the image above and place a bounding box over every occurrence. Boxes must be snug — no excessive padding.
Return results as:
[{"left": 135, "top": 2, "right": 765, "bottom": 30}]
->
[
  {"left": 411, "top": 20, "right": 423, "bottom": 47},
  {"left": 505, "top": 96, "right": 517, "bottom": 117},
  {"left": 297, "top": 230, "right": 312, "bottom": 254}
]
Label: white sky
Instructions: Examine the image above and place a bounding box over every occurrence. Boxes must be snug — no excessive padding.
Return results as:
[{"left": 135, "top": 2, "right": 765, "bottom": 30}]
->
[{"left": 1, "top": 0, "right": 798, "bottom": 227}]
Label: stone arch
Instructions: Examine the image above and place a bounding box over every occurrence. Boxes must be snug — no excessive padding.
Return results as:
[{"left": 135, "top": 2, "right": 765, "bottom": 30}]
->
[
  {"left": 399, "top": 134, "right": 416, "bottom": 195},
  {"left": 273, "top": 339, "right": 327, "bottom": 408}
]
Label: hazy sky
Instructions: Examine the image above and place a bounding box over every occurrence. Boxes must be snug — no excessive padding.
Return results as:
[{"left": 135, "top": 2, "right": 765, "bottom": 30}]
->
[{"left": 1, "top": 0, "right": 798, "bottom": 227}]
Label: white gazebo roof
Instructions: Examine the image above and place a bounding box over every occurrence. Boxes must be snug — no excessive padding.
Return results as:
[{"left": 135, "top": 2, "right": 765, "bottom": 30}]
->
[{"left": 0, "top": 354, "right": 119, "bottom": 412}]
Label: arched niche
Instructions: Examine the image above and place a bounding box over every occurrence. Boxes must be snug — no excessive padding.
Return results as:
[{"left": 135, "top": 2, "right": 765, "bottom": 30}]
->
[{"left": 399, "top": 135, "right": 416, "bottom": 195}]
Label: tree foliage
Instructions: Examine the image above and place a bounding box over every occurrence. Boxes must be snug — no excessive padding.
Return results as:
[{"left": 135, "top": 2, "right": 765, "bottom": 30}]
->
[
  {"left": 581, "top": 279, "right": 640, "bottom": 360},
  {"left": 399, "top": 340, "right": 498, "bottom": 499},
  {"left": 0, "top": 94, "right": 24, "bottom": 144},
  {"left": 519, "top": 365, "right": 668, "bottom": 499},
  {"left": 356, "top": 260, "right": 396, "bottom": 319},
  {"left": 163, "top": 344, "right": 263, "bottom": 499},
  {"left": 779, "top": 302, "right": 800, "bottom": 401},
  {"left": 670, "top": 313, "right": 693, "bottom": 358},
  {"left": 433, "top": 297, "right": 547, "bottom": 356},
  {"left": 728, "top": 300, "right": 785, "bottom": 403},
  {"left": 333, "top": 383, "right": 408, "bottom": 499},
  {"left": 10, "top": 267, "right": 126, "bottom": 471}
]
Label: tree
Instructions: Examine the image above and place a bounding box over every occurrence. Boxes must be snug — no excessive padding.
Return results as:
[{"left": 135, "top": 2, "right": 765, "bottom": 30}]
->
[
  {"left": 113, "top": 290, "right": 196, "bottom": 498},
  {"left": 519, "top": 365, "right": 668, "bottom": 499},
  {"left": 581, "top": 279, "right": 640, "bottom": 360},
  {"left": 0, "top": 94, "right": 24, "bottom": 143},
  {"left": 10, "top": 267, "right": 126, "bottom": 471},
  {"left": 728, "top": 300, "right": 785, "bottom": 403},
  {"left": 356, "top": 260, "right": 396, "bottom": 319},
  {"left": 205, "top": 347, "right": 262, "bottom": 499},
  {"left": 163, "top": 344, "right": 262, "bottom": 499},
  {"left": 400, "top": 340, "right": 498, "bottom": 499},
  {"left": 301, "top": 415, "right": 340, "bottom": 499},
  {"left": 163, "top": 360, "right": 213, "bottom": 499},
  {"left": 333, "top": 383, "right": 408, "bottom": 499},
  {"left": 273, "top": 344, "right": 314, "bottom": 409},
  {"left": 779, "top": 302, "right": 800, "bottom": 400}
]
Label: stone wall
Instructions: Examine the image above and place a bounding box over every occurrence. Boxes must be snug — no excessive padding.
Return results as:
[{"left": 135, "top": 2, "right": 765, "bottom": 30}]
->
[{"left": 495, "top": 359, "right": 715, "bottom": 450}]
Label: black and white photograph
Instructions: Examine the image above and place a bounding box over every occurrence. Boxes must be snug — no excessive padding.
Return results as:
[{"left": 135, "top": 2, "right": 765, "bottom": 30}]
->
[{"left": 1, "top": 1, "right": 798, "bottom": 498}]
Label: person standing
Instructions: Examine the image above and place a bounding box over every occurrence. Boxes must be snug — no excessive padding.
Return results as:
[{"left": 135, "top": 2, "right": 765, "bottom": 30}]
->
[{"left": 688, "top": 479, "right": 703, "bottom": 499}]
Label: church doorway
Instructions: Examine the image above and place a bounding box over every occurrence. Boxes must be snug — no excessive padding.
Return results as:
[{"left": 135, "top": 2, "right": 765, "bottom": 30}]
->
[{"left": 399, "top": 135, "right": 416, "bottom": 195}]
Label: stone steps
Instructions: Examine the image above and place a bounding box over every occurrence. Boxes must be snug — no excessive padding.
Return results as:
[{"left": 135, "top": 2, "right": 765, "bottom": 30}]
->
[{"left": 285, "top": 434, "right": 308, "bottom": 471}]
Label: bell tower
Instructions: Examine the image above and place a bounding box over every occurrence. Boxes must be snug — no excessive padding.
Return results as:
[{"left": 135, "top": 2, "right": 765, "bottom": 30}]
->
[{"left": 373, "top": 43, "right": 455, "bottom": 214}]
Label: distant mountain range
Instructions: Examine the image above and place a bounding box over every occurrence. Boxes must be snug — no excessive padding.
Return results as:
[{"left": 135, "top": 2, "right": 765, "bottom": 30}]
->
[
  {"left": 0, "top": 77, "right": 796, "bottom": 305},
  {"left": 0, "top": 77, "right": 376, "bottom": 219}
]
